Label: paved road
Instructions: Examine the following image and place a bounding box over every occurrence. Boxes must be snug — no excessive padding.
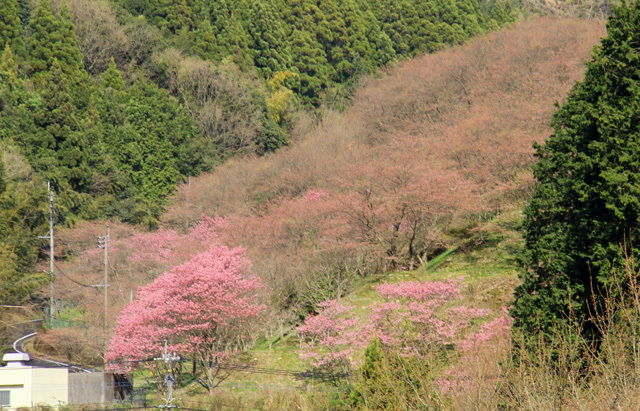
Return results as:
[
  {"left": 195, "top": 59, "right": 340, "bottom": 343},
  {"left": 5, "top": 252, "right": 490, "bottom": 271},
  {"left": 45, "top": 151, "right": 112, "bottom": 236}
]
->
[
  {"left": 4, "top": 318, "right": 93, "bottom": 372},
  {"left": 3, "top": 318, "right": 43, "bottom": 353}
]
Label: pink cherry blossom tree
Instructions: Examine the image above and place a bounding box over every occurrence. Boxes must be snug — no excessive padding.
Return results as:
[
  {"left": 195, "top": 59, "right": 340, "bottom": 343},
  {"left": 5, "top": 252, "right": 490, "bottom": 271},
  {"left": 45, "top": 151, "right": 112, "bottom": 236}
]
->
[
  {"left": 105, "top": 245, "right": 265, "bottom": 394},
  {"left": 297, "top": 299, "right": 371, "bottom": 373},
  {"left": 298, "top": 278, "right": 510, "bottom": 382}
]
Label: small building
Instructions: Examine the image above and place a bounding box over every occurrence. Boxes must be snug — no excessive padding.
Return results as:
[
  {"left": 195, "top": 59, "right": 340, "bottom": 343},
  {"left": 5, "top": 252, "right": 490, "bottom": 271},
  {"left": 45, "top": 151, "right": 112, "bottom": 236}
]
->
[
  {"left": 0, "top": 353, "right": 129, "bottom": 410},
  {"left": 0, "top": 353, "right": 68, "bottom": 409}
]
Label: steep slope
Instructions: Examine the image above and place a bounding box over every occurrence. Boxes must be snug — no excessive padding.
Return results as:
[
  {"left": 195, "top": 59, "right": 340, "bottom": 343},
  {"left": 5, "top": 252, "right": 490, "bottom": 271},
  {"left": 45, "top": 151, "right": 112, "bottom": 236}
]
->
[
  {"left": 159, "top": 17, "right": 605, "bottom": 313},
  {"left": 46, "top": 17, "right": 605, "bottom": 364}
]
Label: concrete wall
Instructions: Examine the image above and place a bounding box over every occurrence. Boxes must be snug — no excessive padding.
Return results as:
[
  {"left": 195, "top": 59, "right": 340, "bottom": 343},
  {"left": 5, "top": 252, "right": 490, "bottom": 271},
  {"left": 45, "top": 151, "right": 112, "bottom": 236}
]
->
[{"left": 68, "top": 372, "right": 115, "bottom": 405}]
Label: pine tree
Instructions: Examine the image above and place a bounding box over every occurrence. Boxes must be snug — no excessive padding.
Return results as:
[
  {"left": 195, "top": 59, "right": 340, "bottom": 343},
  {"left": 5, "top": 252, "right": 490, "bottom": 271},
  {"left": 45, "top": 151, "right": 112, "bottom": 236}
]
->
[
  {"left": 213, "top": 3, "right": 253, "bottom": 68},
  {"left": 373, "top": 0, "right": 411, "bottom": 56},
  {"left": 38, "top": 59, "right": 77, "bottom": 150},
  {"left": 284, "top": 0, "right": 336, "bottom": 102},
  {"left": 0, "top": 0, "right": 26, "bottom": 59},
  {"left": 57, "top": 2, "right": 84, "bottom": 72},
  {"left": 511, "top": 0, "right": 640, "bottom": 339},
  {"left": 361, "top": 9, "right": 396, "bottom": 66},
  {"left": 17, "top": 0, "right": 34, "bottom": 28},
  {"left": 121, "top": 78, "right": 183, "bottom": 202},
  {"left": 455, "top": 0, "right": 483, "bottom": 37},
  {"left": 316, "top": 0, "right": 370, "bottom": 81},
  {"left": 0, "top": 49, "right": 41, "bottom": 164},
  {"left": 155, "top": 0, "right": 193, "bottom": 34}
]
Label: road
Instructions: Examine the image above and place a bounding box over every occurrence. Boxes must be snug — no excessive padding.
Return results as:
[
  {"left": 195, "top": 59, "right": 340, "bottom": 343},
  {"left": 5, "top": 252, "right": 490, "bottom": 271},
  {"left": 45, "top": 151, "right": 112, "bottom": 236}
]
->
[{"left": 4, "top": 318, "right": 93, "bottom": 372}]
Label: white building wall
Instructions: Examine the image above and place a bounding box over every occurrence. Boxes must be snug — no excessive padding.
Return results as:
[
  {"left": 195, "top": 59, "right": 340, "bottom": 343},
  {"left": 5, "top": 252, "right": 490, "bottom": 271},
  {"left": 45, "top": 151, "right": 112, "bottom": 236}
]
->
[
  {"left": 0, "top": 367, "right": 31, "bottom": 409},
  {"left": 31, "top": 368, "right": 69, "bottom": 407},
  {"left": 0, "top": 366, "right": 68, "bottom": 409}
]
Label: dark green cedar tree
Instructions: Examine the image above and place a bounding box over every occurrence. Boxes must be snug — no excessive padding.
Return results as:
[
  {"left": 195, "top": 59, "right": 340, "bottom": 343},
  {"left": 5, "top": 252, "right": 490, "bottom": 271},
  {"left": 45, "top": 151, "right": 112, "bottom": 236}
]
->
[
  {"left": 245, "top": 0, "right": 291, "bottom": 78},
  {"left": 0, "top": 44, "right": 19, "bottom": 80},
  {"left": 370, "top": 0, "right": 411, "bottom": 55},
  {"left": 213, "top": 3, "right": 253, "bottom": 68},
  {"left": 287, "top": 28, "right": 331, "bottom": 106},
  {"left": 28, "top": 0, "right": 85, "bottom": 77},
  {"left": 361, "top": 9, "right": 396, "bottom": 66},
  {"left": 27, "top": 0, "right": 60, "bottom": 75},
  {"left": 511, "top": 0, "right": 640, "bottom": 340},
  {"left": 102, "top": 58, "right": 125, "bottom": 91},
  {"left": 36, "top": 59, "right": 91, "bottom": 193},
  {"left": 284, "top": 0, "right": 336, "bottom": 104},
  {"left": 0, "top": 177, "right": 48, "bottom": 304},
  {"left": 0, "top": 0, "right": 26, "bottom": 59},
  {"left": 322, "top": 0, "right": 372, "bottom": 81},
  {"left": 191, "top": 18, "right": 219, "bottom": 61},
  {"left": 155, "top": 0, "right": 193, "bottom": 34}
]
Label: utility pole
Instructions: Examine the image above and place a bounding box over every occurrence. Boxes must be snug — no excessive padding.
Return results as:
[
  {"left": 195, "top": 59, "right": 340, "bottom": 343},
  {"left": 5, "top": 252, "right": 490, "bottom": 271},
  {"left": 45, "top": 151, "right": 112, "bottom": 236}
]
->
[
  {"left": 38, "top": 182, "right": 55, "bottom": 326},
  {"left": 98, "top": 225, "right": 109, "bottom": 329},
  {"left": 156, "top": 340, "right": 180, "bottom": 410}
]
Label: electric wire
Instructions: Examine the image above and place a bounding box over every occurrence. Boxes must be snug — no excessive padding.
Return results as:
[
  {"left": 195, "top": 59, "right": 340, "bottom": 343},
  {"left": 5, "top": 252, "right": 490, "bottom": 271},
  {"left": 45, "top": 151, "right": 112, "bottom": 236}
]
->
[
  {"left": 107, "top": 357, "right": 350, "bottom": 381},
  {"left": 54, "top": 262, "right": 102, "bottom": 288}
]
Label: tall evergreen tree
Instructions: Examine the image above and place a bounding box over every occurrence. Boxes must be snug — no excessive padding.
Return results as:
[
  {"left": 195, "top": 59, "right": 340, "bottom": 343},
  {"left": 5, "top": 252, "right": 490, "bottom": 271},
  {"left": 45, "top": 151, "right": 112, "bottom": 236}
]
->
[
  {"left": 372, "top": 0, "right": 411, "bottom": 55},
  {"left": 322, "top": 0, "right": 372, "bottom": 81},
  {"left": 102, "top": 58, "right": 125, "bottom": 91},
  {"left": 0, "top": 44, "right": 18, "bottom": 80},
  {"left": 27, "top": 0, "right": 88, "bottom": 84},
  {"left": 361, "top": 9, "right": 396, "bottom": 66},
  {"left": 213, "top": 3, "right": 253, "bottom": 68},
  {"left": 191, "top": 18, "right": 219, "bottom": 61},
  {"left": 0, "top": 0, "right": 26, "bottom": 59},
  {"left": 288, "top": 28, "right": 331, "bottom": 105},
  {"left": 36, "top": 59, "right": 91, "bottom": 192},
  {"left": 155, "top": 0, "right": 193, "bottom": 33},
  {"left": 57, "top": 2, "right": 84, "bottom": 72},
  {"left": 245, "top": 0, "right": 291, "bottom": 78},
  {"left": 511, "top": 0, "right": 640, "bottom": 339},
  {"left": 27, "top": 0, "right": 60, "bottom": 75}
]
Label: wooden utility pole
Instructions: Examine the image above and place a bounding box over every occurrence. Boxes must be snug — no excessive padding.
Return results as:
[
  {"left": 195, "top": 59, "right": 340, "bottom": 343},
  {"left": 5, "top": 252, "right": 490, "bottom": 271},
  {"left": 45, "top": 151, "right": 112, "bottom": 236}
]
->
[
  {"left": 39, "top": 183, "right": 55, "bottom": 325},
  {"left": 49, "top": 189, "right": 54, "bottom": 324},
  {"left": 98, "top": 225, "right": 109, "bottom": 329}
]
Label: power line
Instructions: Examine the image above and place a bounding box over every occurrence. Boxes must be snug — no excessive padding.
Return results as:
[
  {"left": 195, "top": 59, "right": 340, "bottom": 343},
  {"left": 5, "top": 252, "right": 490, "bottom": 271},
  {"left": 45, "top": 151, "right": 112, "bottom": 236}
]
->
[
  {"left": 54, "top": 263, "right": 99, "bottom": 288},
  {"left": 107, "top": 357, "right": 350, "bottom": 382}
]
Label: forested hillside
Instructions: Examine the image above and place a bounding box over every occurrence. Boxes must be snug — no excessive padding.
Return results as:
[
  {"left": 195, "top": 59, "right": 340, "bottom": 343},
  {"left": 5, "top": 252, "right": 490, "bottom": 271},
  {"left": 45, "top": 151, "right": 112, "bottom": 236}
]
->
[
  {"left": 0, "top": 0, "right": 516, "bottom": 310},
  {"left": 2, "top": 0, "right": 624, "bottom": 404},
  {"left": 37, "top": 17, "right": 604, "bottom": 360}
]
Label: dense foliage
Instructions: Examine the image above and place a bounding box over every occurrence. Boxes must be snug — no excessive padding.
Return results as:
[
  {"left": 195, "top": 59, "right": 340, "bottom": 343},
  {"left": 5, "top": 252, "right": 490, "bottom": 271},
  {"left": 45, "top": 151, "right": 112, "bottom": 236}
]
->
[{"left": 511, "top": 0, "right": 640, "bottom": 339}]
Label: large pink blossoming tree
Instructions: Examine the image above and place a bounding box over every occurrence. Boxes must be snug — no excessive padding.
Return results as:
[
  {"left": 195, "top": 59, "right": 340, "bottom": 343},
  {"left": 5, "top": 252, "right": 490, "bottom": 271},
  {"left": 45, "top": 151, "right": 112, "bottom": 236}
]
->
[{"left": 105, "top": 245, "right": 265, "bottom": 393}]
